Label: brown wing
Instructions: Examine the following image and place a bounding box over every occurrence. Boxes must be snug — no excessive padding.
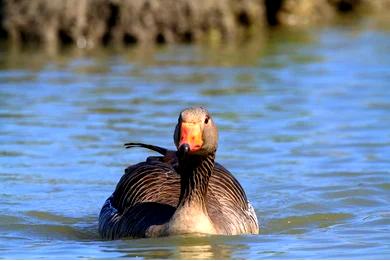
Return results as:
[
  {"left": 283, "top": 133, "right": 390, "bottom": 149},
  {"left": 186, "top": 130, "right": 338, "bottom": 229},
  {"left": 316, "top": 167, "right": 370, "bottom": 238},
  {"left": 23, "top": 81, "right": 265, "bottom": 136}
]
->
[
  {"left": 98, "top": 161, "right": 180, "bottom": 239},
  {"left": 208, "top": 163, "right": 259, "bottom": 234}
]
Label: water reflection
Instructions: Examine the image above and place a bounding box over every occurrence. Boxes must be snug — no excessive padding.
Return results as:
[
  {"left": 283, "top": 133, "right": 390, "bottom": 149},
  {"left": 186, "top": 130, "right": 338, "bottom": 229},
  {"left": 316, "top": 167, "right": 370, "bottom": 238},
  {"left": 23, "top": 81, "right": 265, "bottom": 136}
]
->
[{"left": 101, "top": 235, "right": 250, "bottom": 259}]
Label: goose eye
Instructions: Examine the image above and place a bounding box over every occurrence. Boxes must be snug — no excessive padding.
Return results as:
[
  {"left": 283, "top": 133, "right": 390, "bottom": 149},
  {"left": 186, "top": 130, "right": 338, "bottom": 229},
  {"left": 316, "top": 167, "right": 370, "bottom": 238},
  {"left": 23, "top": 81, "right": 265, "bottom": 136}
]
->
[{"left": 204, "top": 117, "right": 209, "bottom": 124}]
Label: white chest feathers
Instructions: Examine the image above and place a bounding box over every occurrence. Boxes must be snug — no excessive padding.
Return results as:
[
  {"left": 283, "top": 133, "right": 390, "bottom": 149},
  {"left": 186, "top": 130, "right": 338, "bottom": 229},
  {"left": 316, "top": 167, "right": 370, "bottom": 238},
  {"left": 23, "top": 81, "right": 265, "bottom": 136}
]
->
[{"left": 166, "top": 206, "right": 217, "bottom": 235}]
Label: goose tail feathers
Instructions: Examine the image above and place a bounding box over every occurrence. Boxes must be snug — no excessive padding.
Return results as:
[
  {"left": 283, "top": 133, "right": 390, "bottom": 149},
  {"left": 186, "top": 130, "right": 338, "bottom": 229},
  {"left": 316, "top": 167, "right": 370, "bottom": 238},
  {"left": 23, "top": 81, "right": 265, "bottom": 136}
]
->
[{"left": 124, "top": 143, "right": 168, "bottom": 156}]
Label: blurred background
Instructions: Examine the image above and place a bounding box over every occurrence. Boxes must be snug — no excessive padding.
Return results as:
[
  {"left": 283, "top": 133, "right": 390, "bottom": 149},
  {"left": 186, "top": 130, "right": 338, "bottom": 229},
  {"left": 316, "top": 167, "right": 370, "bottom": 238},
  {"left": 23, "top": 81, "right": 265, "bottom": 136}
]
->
[{"left": 0, "top": 0, "right": 389, "bottom": 259}]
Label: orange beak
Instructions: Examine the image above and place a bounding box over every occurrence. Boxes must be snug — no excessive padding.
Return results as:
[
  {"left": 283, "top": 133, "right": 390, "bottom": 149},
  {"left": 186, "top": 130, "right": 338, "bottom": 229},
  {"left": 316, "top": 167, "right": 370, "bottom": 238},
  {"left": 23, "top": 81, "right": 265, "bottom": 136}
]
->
[{"left": 179, "top": 122, "right": 203, "bottom": 152}]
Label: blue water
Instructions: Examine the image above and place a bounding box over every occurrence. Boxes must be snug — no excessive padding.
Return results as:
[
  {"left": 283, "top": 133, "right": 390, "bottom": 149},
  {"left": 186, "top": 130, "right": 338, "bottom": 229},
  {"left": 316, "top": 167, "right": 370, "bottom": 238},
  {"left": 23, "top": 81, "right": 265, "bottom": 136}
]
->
[{"left": 0, "top": 24, "right": 389, "bottom": 259}]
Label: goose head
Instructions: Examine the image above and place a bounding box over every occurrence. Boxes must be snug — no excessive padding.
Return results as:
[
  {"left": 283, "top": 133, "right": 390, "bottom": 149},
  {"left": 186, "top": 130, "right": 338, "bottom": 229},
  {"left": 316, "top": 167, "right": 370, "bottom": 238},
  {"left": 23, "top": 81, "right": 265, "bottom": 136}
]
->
[{"left": 173, "top": 107, "right": 218, "bottom": 156}]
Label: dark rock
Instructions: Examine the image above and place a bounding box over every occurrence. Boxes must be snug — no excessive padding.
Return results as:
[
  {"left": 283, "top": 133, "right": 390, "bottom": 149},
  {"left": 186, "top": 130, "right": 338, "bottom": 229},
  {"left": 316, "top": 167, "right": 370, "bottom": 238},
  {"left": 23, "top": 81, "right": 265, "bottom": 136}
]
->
[{"left": 0, "top": 0, "right": 388, "bottom": 50}]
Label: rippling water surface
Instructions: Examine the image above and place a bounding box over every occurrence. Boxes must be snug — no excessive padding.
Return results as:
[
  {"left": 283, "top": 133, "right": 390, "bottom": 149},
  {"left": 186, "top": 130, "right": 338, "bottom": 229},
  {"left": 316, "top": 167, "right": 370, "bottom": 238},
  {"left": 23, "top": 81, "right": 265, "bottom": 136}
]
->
[{"left": 0, "top": 23, "right": 389, "bottom": 259}]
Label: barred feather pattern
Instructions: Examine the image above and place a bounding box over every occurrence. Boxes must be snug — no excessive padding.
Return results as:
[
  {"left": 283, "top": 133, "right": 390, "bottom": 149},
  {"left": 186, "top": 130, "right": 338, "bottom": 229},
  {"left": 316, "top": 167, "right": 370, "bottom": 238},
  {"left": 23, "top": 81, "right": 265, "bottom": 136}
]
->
[
  {"left": 177, "top": 154, "right": 215, "bottom": 210},
  {"left": 98, "top": 145, "right": 259, "bottom": 239}
]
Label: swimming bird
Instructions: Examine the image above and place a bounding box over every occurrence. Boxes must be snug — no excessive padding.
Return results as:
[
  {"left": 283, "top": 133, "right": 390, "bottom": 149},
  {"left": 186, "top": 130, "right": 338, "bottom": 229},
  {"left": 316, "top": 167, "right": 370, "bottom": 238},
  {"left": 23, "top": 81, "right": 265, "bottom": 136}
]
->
[{"left": 98, "top": 107, "right": 259, "bottom": 239}]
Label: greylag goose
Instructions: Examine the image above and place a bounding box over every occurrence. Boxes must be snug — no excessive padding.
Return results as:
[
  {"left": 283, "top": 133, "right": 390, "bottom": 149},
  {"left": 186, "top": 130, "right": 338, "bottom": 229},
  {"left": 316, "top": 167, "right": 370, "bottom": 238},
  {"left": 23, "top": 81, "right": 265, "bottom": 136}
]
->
[{"left": 99, "top": 107, "right": 259, "bottom": 239}]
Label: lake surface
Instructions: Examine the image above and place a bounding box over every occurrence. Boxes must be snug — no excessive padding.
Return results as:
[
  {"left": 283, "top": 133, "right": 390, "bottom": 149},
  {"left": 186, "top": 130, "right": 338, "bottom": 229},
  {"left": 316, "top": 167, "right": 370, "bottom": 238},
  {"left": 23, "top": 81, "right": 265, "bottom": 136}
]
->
[{"left": 0, "top": 21, "right": 389, "bottom": 259}]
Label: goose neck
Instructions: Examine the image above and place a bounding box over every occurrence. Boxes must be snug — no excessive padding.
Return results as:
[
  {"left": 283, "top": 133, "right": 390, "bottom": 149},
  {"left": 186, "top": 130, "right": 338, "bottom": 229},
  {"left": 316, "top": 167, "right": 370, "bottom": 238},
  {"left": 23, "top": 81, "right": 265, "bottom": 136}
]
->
[{"left": 177, "top": 153, "right": 215, "bottom": 209}]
